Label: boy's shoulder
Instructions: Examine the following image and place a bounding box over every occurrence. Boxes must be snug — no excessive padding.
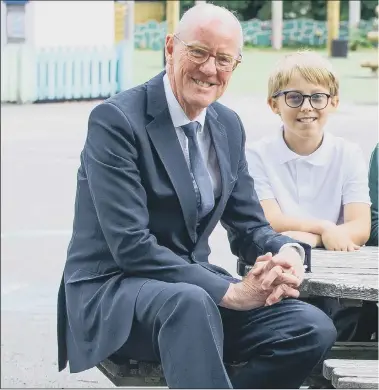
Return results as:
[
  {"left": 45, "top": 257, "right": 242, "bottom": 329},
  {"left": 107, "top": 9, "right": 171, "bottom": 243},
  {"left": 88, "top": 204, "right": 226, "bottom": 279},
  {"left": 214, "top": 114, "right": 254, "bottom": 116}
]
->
[
  {"left": 248, "top": 132, "right": 281, "bottom": 155},
  {"left": 326, "top": 133, "right": 363, "bottom": 156}
]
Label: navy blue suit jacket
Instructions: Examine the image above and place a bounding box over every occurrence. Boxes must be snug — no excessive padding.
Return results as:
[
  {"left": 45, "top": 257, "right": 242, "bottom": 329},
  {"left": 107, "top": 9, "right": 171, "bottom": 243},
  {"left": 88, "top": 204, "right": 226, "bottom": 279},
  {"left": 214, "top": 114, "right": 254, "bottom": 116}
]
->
[{"left": 57, "top": 72, "right": 310, "bottom": 373}]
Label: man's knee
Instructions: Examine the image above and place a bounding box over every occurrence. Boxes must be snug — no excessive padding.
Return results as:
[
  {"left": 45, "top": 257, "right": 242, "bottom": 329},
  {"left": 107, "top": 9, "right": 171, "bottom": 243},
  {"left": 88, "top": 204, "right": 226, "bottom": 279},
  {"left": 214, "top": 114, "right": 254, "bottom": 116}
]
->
[
  {"left": 159, "top": 283, "right": 220, "bottom": 320},
  {"left": 171, "top": 283, "right": 218, "bottom": 311}
]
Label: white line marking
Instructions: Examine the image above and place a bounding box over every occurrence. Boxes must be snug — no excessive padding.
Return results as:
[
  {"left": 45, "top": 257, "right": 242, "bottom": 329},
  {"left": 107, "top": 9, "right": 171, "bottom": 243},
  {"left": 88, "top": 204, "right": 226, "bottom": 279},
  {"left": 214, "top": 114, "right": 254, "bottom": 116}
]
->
[
  {"left": 1, "top": 283, "right": 29, "bottom": 295},
  {"left": 1, "top": 230, "right": 72, "bottom": 239}
]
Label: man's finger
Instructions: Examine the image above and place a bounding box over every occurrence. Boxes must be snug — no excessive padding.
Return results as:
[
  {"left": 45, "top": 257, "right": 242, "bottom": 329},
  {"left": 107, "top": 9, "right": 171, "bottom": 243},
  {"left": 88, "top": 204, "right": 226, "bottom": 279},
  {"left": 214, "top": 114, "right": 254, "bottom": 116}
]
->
[
  {"left": 260, "top": 265, "right": 282, "bottom": 290},
  {"left": 261, "top": 266, "right": 300, "bottom": 290},
  {"left": 255, "top": 252, "right": 273, "bottom": 263},
  {"left": 265, "top": 284, "right": 300, "bottom": 306},
  {"left": 271, "top": 256, "right": 296, "bottom": 270},
  {"left": 249, "top": 262, "right": 266, "bottom": 276}
]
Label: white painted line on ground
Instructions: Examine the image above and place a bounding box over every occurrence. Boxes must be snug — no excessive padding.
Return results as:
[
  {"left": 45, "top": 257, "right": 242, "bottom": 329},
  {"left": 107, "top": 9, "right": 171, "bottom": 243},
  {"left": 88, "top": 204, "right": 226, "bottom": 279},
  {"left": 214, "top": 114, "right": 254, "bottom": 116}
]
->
[
  {"left": 1, "top": 230, "right": 72, "bottom": 239},
  {"left": 1, "top": 283, "right": 29, "bottom": 296}
]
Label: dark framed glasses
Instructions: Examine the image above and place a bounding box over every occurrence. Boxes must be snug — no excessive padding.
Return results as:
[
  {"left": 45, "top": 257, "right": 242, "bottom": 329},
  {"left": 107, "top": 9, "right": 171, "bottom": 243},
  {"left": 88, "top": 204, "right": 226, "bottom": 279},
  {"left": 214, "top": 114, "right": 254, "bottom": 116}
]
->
[
  {"left": 272, "top": 90, "right": 331, "bottom": 110},
  {"left": 173, "top": 34, "right": 242, "bottom": 72}
]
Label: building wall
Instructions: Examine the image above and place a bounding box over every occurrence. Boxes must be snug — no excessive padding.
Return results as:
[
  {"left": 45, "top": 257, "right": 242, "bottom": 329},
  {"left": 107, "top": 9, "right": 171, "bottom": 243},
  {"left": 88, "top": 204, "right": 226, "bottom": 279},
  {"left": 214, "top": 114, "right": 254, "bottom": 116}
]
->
[
  {"left": 135, "top": 1, "right": 164, "bottom": 24},
  {"left": 29, "top": 1, "right": 114, "bottom": 47}
]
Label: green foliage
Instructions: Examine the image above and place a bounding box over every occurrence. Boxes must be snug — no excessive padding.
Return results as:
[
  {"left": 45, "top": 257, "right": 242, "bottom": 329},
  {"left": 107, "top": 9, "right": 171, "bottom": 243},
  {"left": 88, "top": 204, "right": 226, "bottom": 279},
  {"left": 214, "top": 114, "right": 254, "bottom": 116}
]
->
[{"left": 349, "top": 27, "right": 375, "bottom": 51}]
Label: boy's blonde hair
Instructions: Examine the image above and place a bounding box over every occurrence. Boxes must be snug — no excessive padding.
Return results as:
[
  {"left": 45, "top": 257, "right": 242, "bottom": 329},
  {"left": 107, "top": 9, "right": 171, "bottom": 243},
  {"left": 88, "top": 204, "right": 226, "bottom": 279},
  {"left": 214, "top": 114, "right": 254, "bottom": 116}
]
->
[{"left": 267, "top": 50, "right": 339, "bottom": 99}]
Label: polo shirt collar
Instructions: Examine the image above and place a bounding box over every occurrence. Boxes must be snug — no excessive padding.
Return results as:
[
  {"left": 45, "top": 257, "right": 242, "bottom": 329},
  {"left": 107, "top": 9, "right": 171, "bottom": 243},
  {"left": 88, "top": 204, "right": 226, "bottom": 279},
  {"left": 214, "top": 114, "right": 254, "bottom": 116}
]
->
[{"left": 275, "top": 127, "right": 334, "bottom": 166}]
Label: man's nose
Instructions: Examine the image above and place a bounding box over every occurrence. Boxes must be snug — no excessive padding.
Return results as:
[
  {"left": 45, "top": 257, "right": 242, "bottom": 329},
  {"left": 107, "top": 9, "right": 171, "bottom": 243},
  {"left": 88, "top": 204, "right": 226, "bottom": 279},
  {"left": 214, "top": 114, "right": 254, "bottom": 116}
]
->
[{"left": 199, "top": 56, "right": 218, "bottom": 76}]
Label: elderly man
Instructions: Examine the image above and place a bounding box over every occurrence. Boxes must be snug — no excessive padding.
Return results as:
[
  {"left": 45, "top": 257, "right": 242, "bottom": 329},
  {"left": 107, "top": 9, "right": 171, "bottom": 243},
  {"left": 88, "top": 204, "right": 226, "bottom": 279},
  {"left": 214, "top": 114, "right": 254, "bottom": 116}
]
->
[{"left": 57, "top": 4, "right": 336, "bottom": 388}]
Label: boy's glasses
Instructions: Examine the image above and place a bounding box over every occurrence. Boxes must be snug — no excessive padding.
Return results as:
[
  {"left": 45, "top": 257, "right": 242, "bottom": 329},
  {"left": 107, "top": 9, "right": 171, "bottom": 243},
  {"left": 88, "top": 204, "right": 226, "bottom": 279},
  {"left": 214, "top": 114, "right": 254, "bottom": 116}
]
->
[
  {"left": 173, "top": 34, "right": 242, "bottom": 72},
  {"left": 272, "top": 91, "right": 331, "bottom": 110}
]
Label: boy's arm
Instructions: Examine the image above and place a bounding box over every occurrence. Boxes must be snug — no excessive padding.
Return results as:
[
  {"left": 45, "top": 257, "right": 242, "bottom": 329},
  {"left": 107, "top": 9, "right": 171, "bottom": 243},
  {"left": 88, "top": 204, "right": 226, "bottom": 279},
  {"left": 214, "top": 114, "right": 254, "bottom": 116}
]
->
[
  {"left": 260, "top": 198, "right": 335, "bottom": 235},
  {"left": 281, "top": 231, "right": 323, "bottom": 248},
  {"left": 334, "top": 143, "right": 372, "bottom": 246},
  {"left": 332, "top": 203, "right": 371, "bottom": 246},
  {"left": 260, "top": 200, "right": 368, "bottom": 250}
]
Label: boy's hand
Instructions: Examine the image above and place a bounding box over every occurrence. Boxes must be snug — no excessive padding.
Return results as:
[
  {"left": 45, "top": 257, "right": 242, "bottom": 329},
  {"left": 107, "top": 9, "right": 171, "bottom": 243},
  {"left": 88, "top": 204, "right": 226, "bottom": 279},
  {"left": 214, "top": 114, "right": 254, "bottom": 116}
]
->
[{"left": 321, "top": 226, "right": 360, "bottom": 251}]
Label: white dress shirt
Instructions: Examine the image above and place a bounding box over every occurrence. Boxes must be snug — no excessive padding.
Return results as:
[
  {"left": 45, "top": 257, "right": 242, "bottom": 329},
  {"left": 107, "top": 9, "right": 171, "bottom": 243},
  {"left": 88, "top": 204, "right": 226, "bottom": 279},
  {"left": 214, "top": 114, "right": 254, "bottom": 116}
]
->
[
  {"left": 163, "top": 76, "right": 305, "bottom": 262},
  {"left": 163, "top": 74, "right": 221, "bottom": 198},
  {"left": 247, "top": 129, "right": 371, "bottom": 225}
]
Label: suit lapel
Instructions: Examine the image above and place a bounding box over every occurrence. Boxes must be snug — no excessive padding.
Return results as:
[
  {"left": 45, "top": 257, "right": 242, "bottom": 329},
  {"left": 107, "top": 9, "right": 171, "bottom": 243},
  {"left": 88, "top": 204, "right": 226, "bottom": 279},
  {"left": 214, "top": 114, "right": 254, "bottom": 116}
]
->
[{"left": 145, "top": 72, "right": 198, "bottom": 242}]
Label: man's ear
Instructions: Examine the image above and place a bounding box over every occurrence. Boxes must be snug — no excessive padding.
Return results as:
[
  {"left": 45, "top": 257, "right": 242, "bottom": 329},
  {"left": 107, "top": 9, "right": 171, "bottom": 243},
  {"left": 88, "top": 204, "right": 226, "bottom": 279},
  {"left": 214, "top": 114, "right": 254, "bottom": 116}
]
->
[
  {"left": 165, "top": 34, "right": 174, "bottom": 64},
  {"left": 268, "top": 97, "right": 280, "bottom": 115}
]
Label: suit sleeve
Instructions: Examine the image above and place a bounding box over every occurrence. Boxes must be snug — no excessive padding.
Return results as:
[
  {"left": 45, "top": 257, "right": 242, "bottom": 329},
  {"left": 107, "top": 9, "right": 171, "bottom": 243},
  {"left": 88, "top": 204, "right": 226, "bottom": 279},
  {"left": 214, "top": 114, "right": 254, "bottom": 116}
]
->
[
  {"left": 367, "top": 145, "right": 379, "bottom": 246},
  {"left": 83, "top": 102, "right": 230, "bottom": 303},
  {"left": 220, "top": 114, "right": 311, "bottom": 267}
]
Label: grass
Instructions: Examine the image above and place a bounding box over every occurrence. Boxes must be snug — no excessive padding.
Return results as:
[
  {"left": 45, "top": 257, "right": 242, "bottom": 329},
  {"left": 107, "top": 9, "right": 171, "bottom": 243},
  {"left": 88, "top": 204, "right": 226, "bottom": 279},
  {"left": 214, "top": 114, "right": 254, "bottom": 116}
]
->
[{"left": 132, "top": 47, "right": 378, "bottom": 105}]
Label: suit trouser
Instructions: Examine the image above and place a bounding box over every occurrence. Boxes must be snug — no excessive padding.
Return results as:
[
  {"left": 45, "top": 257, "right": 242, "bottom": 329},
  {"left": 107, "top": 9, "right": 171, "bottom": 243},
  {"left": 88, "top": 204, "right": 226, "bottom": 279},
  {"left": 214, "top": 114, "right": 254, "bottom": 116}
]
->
[{"left": 111, "top": 276, "right": 337, "bottom": 389}]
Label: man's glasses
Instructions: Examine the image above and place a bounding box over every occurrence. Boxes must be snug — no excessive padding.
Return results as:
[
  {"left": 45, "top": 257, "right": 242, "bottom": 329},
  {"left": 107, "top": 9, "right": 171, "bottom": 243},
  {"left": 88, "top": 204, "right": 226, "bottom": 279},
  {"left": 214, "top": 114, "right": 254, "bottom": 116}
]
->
[
  {"left": 174, "top": 34, "right": 242, "bottom": 72},
  {"left": 272, "top": 90, "right": 331, "bottom": 110}
]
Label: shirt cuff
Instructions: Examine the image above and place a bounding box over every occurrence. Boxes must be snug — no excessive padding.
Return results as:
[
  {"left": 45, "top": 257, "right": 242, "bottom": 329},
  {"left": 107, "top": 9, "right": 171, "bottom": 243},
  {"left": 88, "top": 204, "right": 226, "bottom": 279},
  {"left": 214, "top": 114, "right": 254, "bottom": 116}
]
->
[{"left": 279, "top": 243, "right": 307, "bottom": 270}]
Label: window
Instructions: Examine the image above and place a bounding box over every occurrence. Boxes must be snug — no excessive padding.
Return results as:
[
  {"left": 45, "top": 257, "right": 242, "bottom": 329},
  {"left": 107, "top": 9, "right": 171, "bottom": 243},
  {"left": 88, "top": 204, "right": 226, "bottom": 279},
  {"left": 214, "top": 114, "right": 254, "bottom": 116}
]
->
[{"left": 6, "top": 3, "right": 26, "bottom": 44}]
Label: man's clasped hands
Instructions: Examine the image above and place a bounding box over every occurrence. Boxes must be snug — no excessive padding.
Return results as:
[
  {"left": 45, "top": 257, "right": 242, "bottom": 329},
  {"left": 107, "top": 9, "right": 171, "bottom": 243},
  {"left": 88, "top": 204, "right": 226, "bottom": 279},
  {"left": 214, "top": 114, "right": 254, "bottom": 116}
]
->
[{"left": 220, "top": 247, "right": 305, "bottom": 311}]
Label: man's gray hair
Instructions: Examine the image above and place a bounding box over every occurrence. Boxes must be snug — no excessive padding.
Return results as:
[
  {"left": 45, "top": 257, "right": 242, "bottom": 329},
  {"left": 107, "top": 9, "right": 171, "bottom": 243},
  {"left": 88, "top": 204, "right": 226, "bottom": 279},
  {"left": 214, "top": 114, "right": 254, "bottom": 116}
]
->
[{"left": 175, "top": 3, "right": 244, "bottom": 52}]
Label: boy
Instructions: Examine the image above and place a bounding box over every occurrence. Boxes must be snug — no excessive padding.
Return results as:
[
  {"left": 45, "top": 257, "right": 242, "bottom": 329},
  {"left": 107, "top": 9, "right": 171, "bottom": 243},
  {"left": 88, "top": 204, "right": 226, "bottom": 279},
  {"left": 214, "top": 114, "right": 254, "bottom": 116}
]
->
[{"left": 247, "top": 50, "right": 375, "bottom": 341}]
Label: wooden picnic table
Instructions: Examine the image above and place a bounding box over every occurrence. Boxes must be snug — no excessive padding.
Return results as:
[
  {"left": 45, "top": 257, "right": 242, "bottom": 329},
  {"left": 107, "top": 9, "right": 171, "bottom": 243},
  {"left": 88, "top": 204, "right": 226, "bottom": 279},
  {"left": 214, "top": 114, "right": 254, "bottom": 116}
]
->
[
  {"left": 301, "top": 246, "right": 378, "bottom": 302},
  {"left": 238, "top": 246, "right": 378, "bottom": 303},
  {"left": 300, "top": 247, "right": 378, "bottom": 389}
]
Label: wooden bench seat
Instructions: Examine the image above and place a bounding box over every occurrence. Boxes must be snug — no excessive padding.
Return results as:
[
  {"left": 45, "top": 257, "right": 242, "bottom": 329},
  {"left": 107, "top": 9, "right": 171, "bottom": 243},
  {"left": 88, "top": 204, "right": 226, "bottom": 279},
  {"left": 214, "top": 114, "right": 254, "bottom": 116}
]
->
[
  {"left": 96, "top": 342, "right": 378, "bottom": 387},
  {"left": 97, "top": 358, "right": 167, "bottom": 387},
  {"left": 97, "top": 358, "right": 248, "bottom": 387},
  {"left": 323, "top": 359, "right": 379, "bottom": 388}
]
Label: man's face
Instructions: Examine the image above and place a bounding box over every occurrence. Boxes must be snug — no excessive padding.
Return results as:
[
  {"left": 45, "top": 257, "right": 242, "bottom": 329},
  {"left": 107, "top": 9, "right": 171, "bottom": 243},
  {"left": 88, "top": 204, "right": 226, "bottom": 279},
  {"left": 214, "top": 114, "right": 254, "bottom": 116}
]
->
[
  {"left": 165, "top": 21, "right": 241, "bottom": 119},
  {"left": 268, "top": 73, "right": 339, "bottom": 141}
]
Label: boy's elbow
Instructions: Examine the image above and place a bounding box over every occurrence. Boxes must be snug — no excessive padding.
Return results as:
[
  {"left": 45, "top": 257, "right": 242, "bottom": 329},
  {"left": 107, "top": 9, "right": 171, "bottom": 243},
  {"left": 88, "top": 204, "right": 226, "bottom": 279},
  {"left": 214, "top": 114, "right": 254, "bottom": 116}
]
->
[{"left": 355, "top": 221, "right": 371, "bottom": 246}]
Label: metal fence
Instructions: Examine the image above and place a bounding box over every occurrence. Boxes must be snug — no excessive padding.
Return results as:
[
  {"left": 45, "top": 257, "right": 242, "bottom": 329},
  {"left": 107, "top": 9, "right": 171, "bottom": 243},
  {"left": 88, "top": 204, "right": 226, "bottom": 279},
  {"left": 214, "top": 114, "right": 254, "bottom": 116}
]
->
[{"left": 1, "top": 41, "right": 133, "bottom": 104}]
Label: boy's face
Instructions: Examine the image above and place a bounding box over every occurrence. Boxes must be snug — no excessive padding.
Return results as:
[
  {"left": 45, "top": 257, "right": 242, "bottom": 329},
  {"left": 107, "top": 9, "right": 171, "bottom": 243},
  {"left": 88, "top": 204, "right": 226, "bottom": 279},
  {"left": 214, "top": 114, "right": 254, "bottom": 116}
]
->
[{"left": 268, "top": 73, "right": 339, "bottom": 140}]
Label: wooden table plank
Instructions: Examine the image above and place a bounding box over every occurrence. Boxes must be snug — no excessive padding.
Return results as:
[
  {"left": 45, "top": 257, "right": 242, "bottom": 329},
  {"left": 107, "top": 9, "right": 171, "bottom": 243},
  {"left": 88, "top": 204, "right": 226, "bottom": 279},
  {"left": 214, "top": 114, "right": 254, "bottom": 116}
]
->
[
  {"left": 302, "top": 247, "right": 378, "bottom": 301},
  {"left": 323, "top": 359, "right": 378, "bottom": 380},
  {"left": 311, "top": 263, "right": 378, "bottom": 271},
  {"left": 312, "top": 247, "right": 378, "bottom": 261},
  {"left": 304, "top": 275, "right": 377, "bottom": 282},
  {"left": 336, "top": 376, "right": 379, "bottom": 389},
  {"left": 332, "top": 369, "right": 378, "bottom": 389},
  {"left": 301, "top": 279, "right": 378, "bottom": 301}
]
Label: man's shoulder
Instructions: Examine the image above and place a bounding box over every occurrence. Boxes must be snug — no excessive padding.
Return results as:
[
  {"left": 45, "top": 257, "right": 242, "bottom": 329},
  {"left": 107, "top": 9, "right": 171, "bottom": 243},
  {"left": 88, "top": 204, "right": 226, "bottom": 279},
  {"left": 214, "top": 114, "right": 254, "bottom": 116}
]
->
[
  {"left": 103, "top": 81, "right": 148, "bottom": 116},
  {"left": 210, "top": 101, "right": 240, "bottom": 122}
]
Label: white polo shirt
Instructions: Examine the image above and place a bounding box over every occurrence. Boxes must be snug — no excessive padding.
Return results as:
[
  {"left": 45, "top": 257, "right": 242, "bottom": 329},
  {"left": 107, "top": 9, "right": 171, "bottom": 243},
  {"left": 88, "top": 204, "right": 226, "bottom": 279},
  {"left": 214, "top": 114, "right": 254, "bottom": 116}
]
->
[{"left": 246, "top": 130, "right": 371, "bottom": 225}]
